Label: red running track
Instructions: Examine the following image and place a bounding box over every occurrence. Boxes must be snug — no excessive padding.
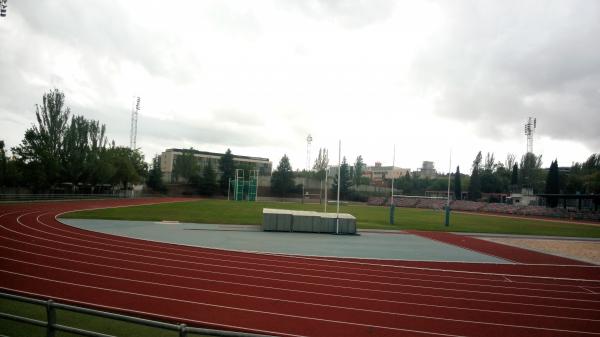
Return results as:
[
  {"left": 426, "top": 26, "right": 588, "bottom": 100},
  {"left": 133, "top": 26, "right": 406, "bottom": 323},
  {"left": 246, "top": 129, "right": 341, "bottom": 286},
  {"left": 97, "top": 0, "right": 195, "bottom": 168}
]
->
[
  {"left": 406, "top": 230, "right": 593, "bottom": 266},
  {"left": 1, "top": 198, "right": 600, "bottom": 337}
]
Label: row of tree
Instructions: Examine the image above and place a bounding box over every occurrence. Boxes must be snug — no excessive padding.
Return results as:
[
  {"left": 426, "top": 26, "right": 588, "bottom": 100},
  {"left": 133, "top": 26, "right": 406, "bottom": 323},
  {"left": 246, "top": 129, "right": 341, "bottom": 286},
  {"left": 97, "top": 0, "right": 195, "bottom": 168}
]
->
[
  {"left": 0, "top": 89, "right": 147, "bottom": 193},
  {"left": 269, "top": 151, "right": 361, "bottom": 200},
  {"left": 461, "top": 151, "right": 600, "bottom": 202}
]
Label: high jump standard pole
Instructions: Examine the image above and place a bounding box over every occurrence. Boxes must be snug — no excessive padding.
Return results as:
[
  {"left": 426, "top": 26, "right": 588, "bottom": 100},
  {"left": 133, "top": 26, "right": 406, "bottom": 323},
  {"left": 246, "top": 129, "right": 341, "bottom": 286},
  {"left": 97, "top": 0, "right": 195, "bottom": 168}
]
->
[{"left": 336, "top": 139, "right": 341, "bottom": 234}]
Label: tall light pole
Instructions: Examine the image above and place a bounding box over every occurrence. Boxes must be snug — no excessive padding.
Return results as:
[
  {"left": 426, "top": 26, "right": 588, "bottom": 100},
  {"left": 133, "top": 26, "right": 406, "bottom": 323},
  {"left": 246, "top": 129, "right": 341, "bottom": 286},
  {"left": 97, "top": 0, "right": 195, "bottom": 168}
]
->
[
  {"left": 130, "top": 96, "right": 140, "bottom": 150},
  {"left": 306, "top": 134, "right": 313, "bottom": 170},
  {"left": 302, "top": 134, "right": 313, "bottom": 204},
  {"left": 445, "top": 149, "right": 451, "bottom": 227}
]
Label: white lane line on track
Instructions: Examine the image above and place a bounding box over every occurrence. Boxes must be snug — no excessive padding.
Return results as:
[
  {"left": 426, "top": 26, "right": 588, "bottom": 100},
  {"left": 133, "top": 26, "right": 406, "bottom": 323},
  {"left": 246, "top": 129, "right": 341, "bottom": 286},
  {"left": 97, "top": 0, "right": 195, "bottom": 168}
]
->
[
  {"left": 3, "top": 239, "right": 597, "bottom": 314},
  {"left": 46, "top": 214, "right": 515, "bottom": 284},
  {"left": 0, "top": 287, "right": 307, "bottom": 337},
  {"left": 23, "top": 213, "right": 600, "bottom": 296},
  {"left": 54, "top": 208, "right": 600, "bottom": 268},
  {"left": 3, "top": 249, "right": 598, "bottom": 323},
  {"left": 46, "top": 213, "right": 600, "bottom": 290},
  {"left": 2, "top": 270, "right": 600, "bottom": 336},
  {"left": 0, "top": 272, "right": 469, "bottom": 337},
  {"left": 6, "top": 220, "right": 600, "bottom": 305},
  {"left": 582, "top": 287, "right": 598, "bottom": 294},
  {"left": 49, "top": 206, "right": 600, "bottom": 277}
]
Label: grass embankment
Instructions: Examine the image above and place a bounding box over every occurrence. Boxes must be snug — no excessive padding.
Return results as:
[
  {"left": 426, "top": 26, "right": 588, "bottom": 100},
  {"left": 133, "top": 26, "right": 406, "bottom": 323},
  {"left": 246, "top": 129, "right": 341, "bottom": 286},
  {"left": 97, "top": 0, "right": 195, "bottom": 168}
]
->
[{"left": 62, "top": 200, "right": 600, "bottom": 238}]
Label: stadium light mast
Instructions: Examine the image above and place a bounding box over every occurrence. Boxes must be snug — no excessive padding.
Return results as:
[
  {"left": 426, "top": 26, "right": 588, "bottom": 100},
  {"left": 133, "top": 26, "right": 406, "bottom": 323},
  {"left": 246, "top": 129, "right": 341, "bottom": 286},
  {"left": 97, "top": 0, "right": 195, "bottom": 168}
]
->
[
  {"left": 306, "top": 134, "right": 313, "bottom": 171},
  {"left": 130, "top": 96, "right": 140, "bottom": 149},
  {"left": 524, "top": 117, "right": 536, "bottom": 154},
  {"left": 0, "top": 0, "right": 8, "bottom": 17}
]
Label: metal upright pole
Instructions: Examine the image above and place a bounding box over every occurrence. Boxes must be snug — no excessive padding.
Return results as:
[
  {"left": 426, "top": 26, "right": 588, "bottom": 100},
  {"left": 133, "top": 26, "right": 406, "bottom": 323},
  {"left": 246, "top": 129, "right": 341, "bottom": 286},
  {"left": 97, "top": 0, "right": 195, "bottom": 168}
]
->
[
  {"left": 324, "top": 169, "right": 328, "bottom": 212},
  {"left": 390, "top": 144, "right": 396, "bottom": 225},
  {"left": 445, "top": 149, "right": 452, "bottom": 226},
  {"left": 336, "top": 140, "right": 341, "bottom": 234}
]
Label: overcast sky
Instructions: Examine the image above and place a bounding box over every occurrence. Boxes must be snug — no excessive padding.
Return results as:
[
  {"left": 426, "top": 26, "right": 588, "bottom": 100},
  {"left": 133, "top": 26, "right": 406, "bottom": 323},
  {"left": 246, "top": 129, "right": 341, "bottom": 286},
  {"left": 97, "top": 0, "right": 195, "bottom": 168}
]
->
[{"left": 1, "top": 0, "right": 599, "bottom": 173}]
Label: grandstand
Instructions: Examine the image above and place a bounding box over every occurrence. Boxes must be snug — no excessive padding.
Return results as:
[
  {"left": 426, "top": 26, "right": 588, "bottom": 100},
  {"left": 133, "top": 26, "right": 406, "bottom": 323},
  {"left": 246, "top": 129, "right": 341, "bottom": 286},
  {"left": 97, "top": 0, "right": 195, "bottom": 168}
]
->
[
  {"left": 367, "top": 197, "right": 387, "bottom": 206},
  {"left": 368, "top": 196, "right": 600, "bottom": 222}
]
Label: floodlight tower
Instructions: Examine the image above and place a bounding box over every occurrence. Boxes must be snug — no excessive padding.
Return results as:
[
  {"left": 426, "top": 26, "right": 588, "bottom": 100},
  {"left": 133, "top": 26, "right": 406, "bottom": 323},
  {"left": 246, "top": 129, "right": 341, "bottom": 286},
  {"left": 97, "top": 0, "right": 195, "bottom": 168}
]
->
[
  {"left": 1, "top": 0, "right": 8, "bottom": 17},
  {"left": 130, "top": 96, "right": 140, "bottom": 149},
  {"left": 306, "top": 134, "right": 313, "bottom": 171},
  {"left": 524, "top": 117, "right": 536, "bottom": 154}
]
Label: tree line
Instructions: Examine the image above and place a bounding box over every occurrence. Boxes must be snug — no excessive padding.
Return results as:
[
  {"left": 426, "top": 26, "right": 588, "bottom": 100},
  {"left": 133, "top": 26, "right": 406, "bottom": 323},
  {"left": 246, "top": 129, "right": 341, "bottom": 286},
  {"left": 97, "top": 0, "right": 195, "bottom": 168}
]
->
[
  {"left": 270, "top": 149, "right": 369, "bottom": 200},
  {"left": 0, "top": 89, "right": 147, "bottom": 193}
]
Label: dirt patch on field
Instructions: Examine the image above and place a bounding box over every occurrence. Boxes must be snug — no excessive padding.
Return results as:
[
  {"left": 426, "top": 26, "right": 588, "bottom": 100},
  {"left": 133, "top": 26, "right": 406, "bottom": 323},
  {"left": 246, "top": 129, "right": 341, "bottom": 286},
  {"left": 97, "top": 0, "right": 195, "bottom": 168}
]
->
[{"left": 481, "top": 237, "right": 600, "bottom": 265}]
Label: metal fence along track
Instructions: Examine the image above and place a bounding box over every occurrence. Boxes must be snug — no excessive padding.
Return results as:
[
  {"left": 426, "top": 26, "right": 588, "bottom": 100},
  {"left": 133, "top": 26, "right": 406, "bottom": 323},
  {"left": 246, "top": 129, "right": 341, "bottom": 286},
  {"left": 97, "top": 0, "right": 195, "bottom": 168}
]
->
[{"left": 0, "top": 292, "right": 274, "bottom": 337}]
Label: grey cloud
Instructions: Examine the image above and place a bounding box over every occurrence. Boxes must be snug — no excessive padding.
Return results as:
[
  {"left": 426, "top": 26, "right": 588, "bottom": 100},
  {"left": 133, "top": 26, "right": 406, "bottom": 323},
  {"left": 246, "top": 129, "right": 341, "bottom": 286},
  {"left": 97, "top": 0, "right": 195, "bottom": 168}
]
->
[
  {"left": 138, "top": 116, "right": 280, "bottom": 150},
  {"left": 411, "top": 1, "right": 600, "bottom": 149},
  {"left": 15, "top": 0, "right": 200, "bottom": 82},
  {"left": 286, "top": 0, "right": 397, "bottom": 28}
]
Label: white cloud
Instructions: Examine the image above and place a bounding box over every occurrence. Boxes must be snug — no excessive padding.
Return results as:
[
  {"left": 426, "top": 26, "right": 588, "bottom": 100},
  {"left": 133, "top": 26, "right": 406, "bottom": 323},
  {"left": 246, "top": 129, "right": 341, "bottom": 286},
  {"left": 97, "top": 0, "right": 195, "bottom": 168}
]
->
[{"left": 0, "top": 0, "right": 598, "bottom": 173}]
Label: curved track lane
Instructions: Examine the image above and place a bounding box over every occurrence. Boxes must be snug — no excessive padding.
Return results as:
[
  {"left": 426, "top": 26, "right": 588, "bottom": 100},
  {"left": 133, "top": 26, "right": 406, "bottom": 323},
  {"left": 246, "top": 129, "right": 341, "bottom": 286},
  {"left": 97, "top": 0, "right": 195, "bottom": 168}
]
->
[{"left": 1, "top": 199, "right": 600, "bottom": 337}]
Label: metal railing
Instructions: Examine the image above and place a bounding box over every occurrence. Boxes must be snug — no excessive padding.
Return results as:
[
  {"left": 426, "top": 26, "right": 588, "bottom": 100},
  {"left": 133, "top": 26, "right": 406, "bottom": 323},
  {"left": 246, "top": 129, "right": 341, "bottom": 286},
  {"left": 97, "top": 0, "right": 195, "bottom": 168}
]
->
[
  {"left": 0, "top": 292, "right": 274, "bottom": 337},
  {"left": 0, "top": 193, "right": 125, "bottom": 202}
]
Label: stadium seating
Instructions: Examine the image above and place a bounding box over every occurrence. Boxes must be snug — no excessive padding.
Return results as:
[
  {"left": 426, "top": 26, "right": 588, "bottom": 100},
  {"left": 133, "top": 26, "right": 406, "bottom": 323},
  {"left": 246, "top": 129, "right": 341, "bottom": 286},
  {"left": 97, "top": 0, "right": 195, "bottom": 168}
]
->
[
  {"left": 393, "top": 198, "right": 419, "bottom": 207},
  {"left": 415, "top": 198, "right": 446, "bottom": 210},
  {"left": 480, "top": 203, "right": 523, "bottom": 214},
  {"left": 450, "top": 200, "right": 486, "bottom": 212},
  {"left": 367, "top": 197, "right": 387, "bottom": 206}
]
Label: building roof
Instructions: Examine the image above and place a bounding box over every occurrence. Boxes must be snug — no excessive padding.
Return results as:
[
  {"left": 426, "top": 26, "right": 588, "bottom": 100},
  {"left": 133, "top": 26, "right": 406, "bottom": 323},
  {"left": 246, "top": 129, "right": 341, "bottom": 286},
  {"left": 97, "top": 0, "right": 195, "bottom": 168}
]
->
[{"left": 167, "top": 148, "right": 270, "bottom": 162}]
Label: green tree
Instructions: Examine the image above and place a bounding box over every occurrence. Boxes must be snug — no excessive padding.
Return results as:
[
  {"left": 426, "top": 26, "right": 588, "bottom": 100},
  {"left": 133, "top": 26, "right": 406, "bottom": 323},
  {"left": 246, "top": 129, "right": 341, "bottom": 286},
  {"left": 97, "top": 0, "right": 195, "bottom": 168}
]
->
[
  {"left": 173, "top": 148, "right": 198, "bottom": 183},
  {"left": 511, "top": 164, "right": 519, "bottom": 188},
  {"left": 271, "top": 155, "right": 295, "bottom": 197},
  {"left": 147, "top": 155, "right": 165, "bottom": 193},
  {"left": 520, "top": 153, "right": 544, "bottom": 192},
  {"left": 219, "top": 149, "right": 235, "bottom": 194},
  {"left": 0, "top": 140, "right": 6, "bottom": 187},
  {"left": 12, "top": 89, "right": 71, "bottom": 189},
  {"left": 85, "top": 120, "right": 108, "bottom": 190},
  {"left": 61, "top": 115, "right": 90, "bottom": 187},
  {"left": 545, "top": 159, "right": 560, "bottom": 207},
  {"left": 198, "top": 161, "right": 218, "bottom": 196},
  {"left": 468, "top": 151, "right": 482, "bottom": 201},
  {"left": 106, "top": 147, "right": 147, "bottom": 190},
  {"left": 332, "top": 157, "right": 353, "bottom": 200},
  {"left": 353, "top": 155, "right": 365, "bottom": 186},
  {"left": 454, "top": 166, "right": 462, "bottom": 200}
]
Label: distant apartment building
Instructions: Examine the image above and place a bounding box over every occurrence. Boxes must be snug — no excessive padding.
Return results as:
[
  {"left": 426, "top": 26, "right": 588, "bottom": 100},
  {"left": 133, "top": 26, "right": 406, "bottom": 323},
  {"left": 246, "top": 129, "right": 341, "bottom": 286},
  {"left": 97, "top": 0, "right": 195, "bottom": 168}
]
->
[
  {"left": 160, "top": 148, "right": 272, "bottom": 183},
  {"left": 417, "top": 161, "right": 437, "bottom": 179},
  {"left": 326, "top": 162, "right": 410, "bottom": 186},
  {"left": 364, "top": 162, "right": 410, "bottom": 186}
]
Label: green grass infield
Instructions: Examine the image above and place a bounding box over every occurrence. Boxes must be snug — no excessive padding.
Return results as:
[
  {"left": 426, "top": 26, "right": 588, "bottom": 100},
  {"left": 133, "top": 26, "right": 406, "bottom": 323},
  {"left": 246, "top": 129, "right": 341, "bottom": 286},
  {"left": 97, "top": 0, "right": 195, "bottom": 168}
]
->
[{"left": 60, "top": 200, "right": 600, "bottom": 238}]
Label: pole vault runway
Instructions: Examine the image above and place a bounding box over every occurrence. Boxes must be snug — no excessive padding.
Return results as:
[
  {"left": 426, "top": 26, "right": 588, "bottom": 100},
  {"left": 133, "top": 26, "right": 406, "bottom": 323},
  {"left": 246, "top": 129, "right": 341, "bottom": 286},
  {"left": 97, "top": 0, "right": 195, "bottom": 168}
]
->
[{"left": 1, "top": 199, "right": 600, "bottom": 336}]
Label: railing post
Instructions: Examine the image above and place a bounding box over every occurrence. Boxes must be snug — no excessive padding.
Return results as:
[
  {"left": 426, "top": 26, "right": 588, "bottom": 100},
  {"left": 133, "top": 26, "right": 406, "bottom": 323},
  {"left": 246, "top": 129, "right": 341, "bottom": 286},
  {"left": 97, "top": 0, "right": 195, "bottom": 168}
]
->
[
  {"left": 46, "top": 300, "right": 56, "bottom": 337},
  {"left": 179, "top": 323, "right": 187, "bottom": 337}
]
